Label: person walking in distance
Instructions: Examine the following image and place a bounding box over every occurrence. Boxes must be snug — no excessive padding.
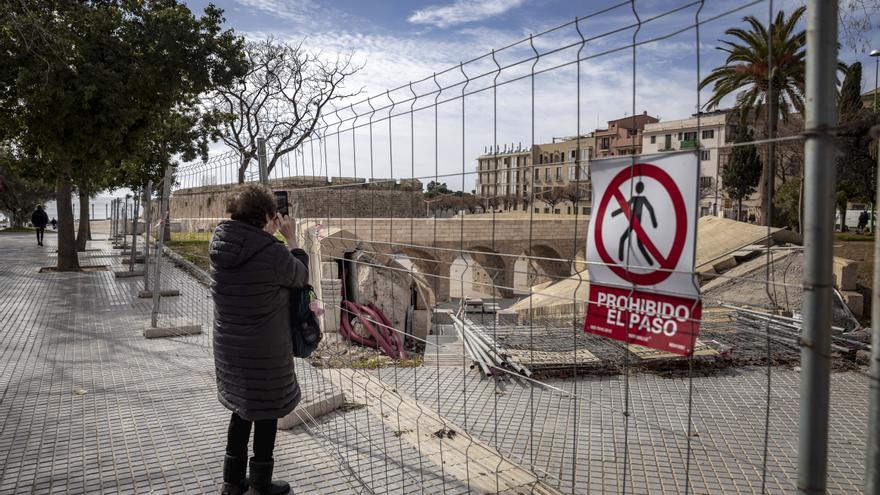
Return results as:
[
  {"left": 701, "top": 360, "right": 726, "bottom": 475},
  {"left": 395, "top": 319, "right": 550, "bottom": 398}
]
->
[
  {"left": 31, "top": 205, "right": 49, "bottom": 246},
  {"left": 210, "top": 184, "right": 308, "bottom": 495},
  {"left": 612, "top": 181, "right": 658, "bottom": 265}
]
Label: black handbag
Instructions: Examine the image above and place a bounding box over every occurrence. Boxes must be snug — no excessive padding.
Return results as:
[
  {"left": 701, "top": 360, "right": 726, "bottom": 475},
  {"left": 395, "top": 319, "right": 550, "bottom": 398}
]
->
[{"left": 291, "top": 284, "right": 322, "bottom": 358}]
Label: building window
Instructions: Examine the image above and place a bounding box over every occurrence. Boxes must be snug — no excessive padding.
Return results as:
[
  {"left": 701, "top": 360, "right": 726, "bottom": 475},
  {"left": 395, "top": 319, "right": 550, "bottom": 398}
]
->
[
  {"left": 534, "top": 169, "right": 539, "bottom": 180},
  {"left": 534, "top": 208, "right": 540, "bottom": 213},
  {"left": 545, "top": 168, "right": 551, "bottom": 181},
  {"left": 582, "top": 207, "right": 591, "bottom": 215},
  {"left": 554, "top": 209, "right": 560, "bottom": 214},
  {"left": 678, "top": 132, "right": 683, "bottom": 141},
  {"left": 570, "top": 150, "right": 577, "bottom": 160},
  {"left": 600, "top": 137, "right": 609, "bottom": 149},
  {"left": 684, "top": 131, "right": 697, "bottom": 141},
  {"left": 702, "top": 129, "right": 715, "bottom": 139},
  {"left": 650, "top": 136, "right": 656, "bottom": 144},
  {"left": 556, "top": 167, "right": 561, "bottom": 180},
  {"left": 567, "top": 207, "right": 572, "bottom": 214},
  {"left": 568, "top": 166, "right": 576, "bottom": 180},
  {"left": 700, "top": 150, "right": 711, "bottom": 161},
  {"left": 700, "top": 176, "right": 713, "bottom": 189},
  {"left": 544, "top": 207, "right": 550, "bottom": 214}
]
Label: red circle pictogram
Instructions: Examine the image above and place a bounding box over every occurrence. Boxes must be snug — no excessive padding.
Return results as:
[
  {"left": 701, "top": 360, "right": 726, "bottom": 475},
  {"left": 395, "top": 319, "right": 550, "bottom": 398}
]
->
[{"left": 594, "top": 163, "right": 687, "bottom": 285}]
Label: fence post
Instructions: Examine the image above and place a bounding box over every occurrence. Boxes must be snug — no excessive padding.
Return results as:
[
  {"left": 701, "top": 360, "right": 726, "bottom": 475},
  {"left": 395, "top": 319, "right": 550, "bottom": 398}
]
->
[
  {"left": 866, "top": 125, "right": 880, "bottom": 494},
  {"left": 109, "top": 199, "right": 115, "bottom": 240},
  {"left": 122, "top": 196, "right": 129, "bottom": 249},
  {"left": 129, "top": 190, "right": 141, "bottom": 272},
  {"left": 258, "top": 137, "right": 269, "bottom": 185},
  {"left": 798, "top": 1, "right": 838, "bottom": 493},
  {"left": 143, "top": 182, "right": 153, "bottom": 292},
  {"left": 151, "top": 165, "right": 173, "bottom": 328}
]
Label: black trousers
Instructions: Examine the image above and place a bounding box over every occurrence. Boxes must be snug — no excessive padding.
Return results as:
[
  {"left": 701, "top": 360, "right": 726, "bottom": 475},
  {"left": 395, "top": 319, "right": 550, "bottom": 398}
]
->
[
  {"left": 35, "top": 227, "right": 44, "bottom": 244},
  {"left": 226, "top": 412, "right": 278, "bottom": 461}
]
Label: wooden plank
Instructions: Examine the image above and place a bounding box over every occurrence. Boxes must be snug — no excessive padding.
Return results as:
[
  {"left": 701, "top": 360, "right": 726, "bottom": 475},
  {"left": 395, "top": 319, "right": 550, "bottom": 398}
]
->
[
  {"left": 627, "top": 339, "right": 718, "bottom": 361},
  {"left": 321, "top": 368, "right": 563, "bottom": 495}
]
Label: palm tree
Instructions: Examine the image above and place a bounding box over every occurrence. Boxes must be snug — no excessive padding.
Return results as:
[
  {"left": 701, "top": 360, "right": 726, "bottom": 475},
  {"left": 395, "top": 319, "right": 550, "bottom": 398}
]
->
[{"left": 699, "top": 7, "right": 806, "bottom": 225}]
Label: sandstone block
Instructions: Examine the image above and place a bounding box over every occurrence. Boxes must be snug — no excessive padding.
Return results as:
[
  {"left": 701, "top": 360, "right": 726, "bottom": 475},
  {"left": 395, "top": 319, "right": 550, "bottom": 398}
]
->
[{"left": 832, "top": 257, "right": 858, "bottom": 291}]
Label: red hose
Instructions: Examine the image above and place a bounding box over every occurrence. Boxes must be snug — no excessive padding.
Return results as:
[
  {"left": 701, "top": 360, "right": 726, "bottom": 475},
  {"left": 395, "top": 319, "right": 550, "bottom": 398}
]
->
[
  {"left": 341, "top": 301, "right": 397, "bottom": 358},
  {"left": 366, "top": 303, "right": 405, "bottom": 359}
]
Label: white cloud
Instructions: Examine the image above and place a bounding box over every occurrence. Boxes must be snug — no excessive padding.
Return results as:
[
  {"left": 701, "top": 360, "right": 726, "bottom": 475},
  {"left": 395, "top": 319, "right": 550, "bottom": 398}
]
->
[{"left": 408, "top": 0, "right": 526, "bottom": 28}]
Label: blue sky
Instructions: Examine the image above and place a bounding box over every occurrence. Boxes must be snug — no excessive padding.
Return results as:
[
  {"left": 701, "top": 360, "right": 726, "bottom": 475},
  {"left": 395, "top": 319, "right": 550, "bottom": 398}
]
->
[{"left": 176, "top": 0, "right": 880, "bottom": 187}]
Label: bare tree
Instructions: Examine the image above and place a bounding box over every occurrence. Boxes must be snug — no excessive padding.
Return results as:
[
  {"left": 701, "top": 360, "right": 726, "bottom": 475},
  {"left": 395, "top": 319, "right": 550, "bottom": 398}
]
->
[{"left": 210, "top": 38, "right": 362, "bottom": 183}]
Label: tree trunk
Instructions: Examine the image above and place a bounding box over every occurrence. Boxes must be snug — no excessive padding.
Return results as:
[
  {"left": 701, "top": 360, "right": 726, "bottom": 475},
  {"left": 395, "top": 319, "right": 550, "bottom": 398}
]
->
[
  {"left": 762, "top": 92, "right": 778, "bottom": 226},
  {"left": 56, "top": 173, "right": 79, "bottom": 271},
  {"left": 738, "top": 198, "right": 743, "bottom": 222},
  {"left": 798, "top": 176, "right": 804, "bottom": 234},
  {"left": 76, "top": 188, "right": 89, "bottom": 252},
  {"left": 238, "top": 158, "right": 247, "bottom": 183}
]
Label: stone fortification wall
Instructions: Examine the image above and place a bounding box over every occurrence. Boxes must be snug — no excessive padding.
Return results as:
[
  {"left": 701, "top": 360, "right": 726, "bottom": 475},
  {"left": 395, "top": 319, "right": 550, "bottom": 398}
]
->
[{"left": 170, "top": 177, "right": 427, "bottom": 230}]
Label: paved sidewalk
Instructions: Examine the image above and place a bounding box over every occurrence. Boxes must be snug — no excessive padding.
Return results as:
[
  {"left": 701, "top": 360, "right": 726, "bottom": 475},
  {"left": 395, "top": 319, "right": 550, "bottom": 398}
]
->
[
  {"left": 0, "top": 232, "right": 873, "bottom": 494},
  {"left": 0, "top": 234, "right": 360, "bottom": 494}
]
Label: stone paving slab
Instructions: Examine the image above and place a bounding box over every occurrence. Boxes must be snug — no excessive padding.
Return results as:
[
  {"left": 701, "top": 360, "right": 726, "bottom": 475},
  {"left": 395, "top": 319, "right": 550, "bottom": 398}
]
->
[
  {"left": 0, "top": 232, "right": 873, "bottom": 494},
  {"left": 0, "top": 234, "right": 364, "bottom": 495}
]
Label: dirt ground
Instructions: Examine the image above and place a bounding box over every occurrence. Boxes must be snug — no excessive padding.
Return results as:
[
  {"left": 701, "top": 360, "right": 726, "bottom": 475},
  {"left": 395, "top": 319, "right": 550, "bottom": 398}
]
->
[{"left": 835, "top": 239, "right": 874, "bottom": 323}]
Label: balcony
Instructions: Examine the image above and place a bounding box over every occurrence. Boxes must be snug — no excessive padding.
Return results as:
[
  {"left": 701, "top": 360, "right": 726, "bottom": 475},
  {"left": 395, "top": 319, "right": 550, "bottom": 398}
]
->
[{"left": 680, "top": 139, "right": 699, "bottom": 150}]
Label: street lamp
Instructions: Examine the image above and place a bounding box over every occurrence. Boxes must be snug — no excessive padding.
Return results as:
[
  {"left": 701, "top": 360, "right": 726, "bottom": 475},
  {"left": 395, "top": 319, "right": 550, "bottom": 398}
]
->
[{"left": 871, "top": 49, "right": 879, "bottom": 234}]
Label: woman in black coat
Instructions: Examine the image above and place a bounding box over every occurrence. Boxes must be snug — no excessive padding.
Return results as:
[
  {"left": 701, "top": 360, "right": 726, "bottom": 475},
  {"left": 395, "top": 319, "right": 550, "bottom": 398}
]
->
[{"left": 210, "top": 184, "right": 308, "bottom": 495}]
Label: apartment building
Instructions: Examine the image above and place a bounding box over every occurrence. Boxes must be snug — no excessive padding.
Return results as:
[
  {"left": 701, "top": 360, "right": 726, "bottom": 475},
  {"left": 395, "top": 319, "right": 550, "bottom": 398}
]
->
[
  {"left": 594, "top": 112, "right": 659, "bottom": 158},
  {"left": 531, "top": 135, "right": 594, "bottom": 215},
  {"left": 475, "top": 144, "right": 531, "bottom": 211},
  {"left": 641, "top": 110, "right": 735, "bottom": 217}
]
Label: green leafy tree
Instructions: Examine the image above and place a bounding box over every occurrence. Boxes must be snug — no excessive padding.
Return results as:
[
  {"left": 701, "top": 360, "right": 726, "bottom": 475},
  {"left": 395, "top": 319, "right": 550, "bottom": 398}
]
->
[
  {"left": 774, "top": 178, "right": 801, "bottom": 232},
  {"left": 723, "top": 127, "right": 763, "bottom": 221},
  {"left": 0, "top": 153, "right": 55, "bottom": 228},
  {"left": 835, "top": 62, "right": 879, "bottom": 231},
  {"left": 700, "top": 7, "right": 806, "bottom": 226},
  {"left": 425, "top": 181, "right": 452, "bottom": 198},
  {"left": 1, "top": 1, "right": 244, "bottom": 269}
]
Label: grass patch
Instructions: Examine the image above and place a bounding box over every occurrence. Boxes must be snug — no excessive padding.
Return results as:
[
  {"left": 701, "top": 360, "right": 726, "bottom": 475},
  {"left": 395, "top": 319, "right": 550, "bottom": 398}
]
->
[
  {"left": 1, "top": 226, "right": 35, "bottom": 233},
  {"left": 170, "top": 231, "right": 213, "bottom": 242},
  {"left": 836, "top": 232, "right": 874, "bottom": 242},
  {"left": 350, "top": 356, "right": 422, "bottom": 369},
  {"left": 165, "top": 239, "right": 210, "bottom": 272}
]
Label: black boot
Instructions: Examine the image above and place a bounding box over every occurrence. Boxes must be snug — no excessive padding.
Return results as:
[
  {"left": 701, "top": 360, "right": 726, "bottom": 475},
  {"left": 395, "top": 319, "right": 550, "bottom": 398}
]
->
[
  {"left": 220, "top": 454, "right": 248, "bottom": 495},
  {"left": 247, "top": 458, "right": 290, "bottom": 495}
]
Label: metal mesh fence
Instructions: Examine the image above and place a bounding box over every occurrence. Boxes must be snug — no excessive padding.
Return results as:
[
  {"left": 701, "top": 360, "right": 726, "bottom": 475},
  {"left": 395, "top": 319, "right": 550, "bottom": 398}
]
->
[{"left": 114, "top": 1, "right": 873, "bottom": 493}]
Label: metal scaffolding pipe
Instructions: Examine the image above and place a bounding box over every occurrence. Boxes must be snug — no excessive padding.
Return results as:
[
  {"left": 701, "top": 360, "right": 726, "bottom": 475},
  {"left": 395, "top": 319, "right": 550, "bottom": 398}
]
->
[
  {"left": 798, "top": 1, "right": 838, "bottom": 492},
  {"left": 864, "top": 123, "right": 880, "bottom": 493}
]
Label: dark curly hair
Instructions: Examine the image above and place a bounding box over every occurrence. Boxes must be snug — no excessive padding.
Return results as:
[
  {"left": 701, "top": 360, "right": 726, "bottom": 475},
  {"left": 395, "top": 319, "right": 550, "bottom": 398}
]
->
[{"left": 225, "top": 183, "right": 276, "bottom": 228}]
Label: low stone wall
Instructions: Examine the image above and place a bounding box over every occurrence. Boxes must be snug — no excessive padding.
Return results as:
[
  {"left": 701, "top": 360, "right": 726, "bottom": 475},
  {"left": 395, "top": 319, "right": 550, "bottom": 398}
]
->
[{"left": 170, "top": 179, "right": 427, "bottom": 222}]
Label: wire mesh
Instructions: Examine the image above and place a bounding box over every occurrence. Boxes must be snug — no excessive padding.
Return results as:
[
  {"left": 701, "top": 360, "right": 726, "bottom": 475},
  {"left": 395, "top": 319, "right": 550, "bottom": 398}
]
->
[{"left": 123, "top": 1, "right": 871, "bottom": 493}]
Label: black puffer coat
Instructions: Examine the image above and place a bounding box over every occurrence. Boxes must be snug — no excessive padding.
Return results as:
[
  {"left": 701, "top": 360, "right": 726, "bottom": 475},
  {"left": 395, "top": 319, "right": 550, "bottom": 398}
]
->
[{"left": 210, "top": 220, "right": 309, "bottom": 421}]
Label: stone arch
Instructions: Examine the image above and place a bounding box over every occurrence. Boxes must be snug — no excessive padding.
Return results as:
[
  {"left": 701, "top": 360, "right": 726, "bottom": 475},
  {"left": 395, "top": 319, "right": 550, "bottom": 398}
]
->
[
  {"left": 458, "top": 246, "right": 511, "bottom": 298},
  {"left": 391, "top": 246, "right": 447, "bottom": 303},
  {"left": 528, "top": 243, "right": 572, "bottom": 282}
]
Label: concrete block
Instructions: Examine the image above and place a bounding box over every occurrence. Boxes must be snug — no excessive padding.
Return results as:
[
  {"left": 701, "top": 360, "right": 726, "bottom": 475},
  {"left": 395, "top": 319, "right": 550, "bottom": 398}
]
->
[
  {"left": 321, "top": 304, "right": 341, "bottom": 333},
  {"left": 114, "top": 270, "right": 144, "bottom": 278},
  {"left": 137, "top": 289, "right": 181, "bottom": 298},
  {"left": 841, "top": 290, "right": 864, "bottom": 316},
  {"left": 277, "top": 388, "right": 346, "bottom": 430},
  {"left": 496, "top": 311, "right": 518, "bottom": 325},
  {"left": 143, "top": 323, "right": 202, "bottom": 339},
  {"left": 433, "top": 308, "right": 454, "bottom": 325},
  {"left": 411, "top": 309, "right": 431, "bottom": 341},
  {"left": 711, "top": 255, "right": 738, "bottom": 274},
  {"left": 322, "top": 262, "right": 340, "bottom": 280},
  {"left": 121, "top": 256, "right": 146, "bottom": 264},
  {"left": 833, "top": 257, "right": 858, "bottom": 291}
]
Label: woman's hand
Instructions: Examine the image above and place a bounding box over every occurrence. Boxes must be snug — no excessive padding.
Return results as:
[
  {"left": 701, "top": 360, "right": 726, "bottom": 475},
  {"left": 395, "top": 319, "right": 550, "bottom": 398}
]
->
[{"left": 278, "top": 214, "right": 298, "bottom": 247}]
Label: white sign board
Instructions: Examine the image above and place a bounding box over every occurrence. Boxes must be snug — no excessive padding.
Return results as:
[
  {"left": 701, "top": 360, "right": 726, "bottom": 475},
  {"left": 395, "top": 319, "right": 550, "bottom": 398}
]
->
[{"left": 586, "top": 151, "right": 700, "bottom": 299}]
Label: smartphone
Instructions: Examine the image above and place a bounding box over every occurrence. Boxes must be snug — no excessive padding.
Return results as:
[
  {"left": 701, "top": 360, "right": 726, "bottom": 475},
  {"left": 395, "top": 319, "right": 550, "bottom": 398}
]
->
[{"left": 274, "top": 191, "right": 289, "bottom": 216}]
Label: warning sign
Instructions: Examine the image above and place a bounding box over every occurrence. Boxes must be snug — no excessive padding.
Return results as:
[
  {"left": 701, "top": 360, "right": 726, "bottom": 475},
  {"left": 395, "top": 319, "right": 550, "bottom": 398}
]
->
[{"left": 584, "top": 152, "right": 701, "bottom": 356}]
